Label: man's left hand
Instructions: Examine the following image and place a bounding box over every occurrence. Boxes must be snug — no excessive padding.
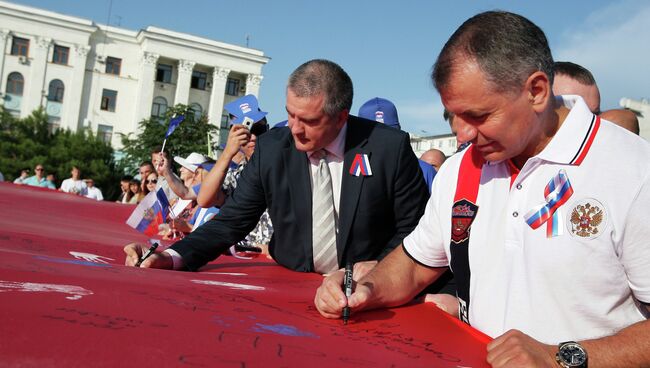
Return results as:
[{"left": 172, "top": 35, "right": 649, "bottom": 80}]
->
[{"left": 487, "top": 329, "right": 557, "bottom": 368}]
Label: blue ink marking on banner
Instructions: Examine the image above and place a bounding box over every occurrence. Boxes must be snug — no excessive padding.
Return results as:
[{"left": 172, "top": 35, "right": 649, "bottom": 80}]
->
[
  {"left": 253, "top": 323, "right": 319, "bottom": 338},
  {"left": 34, "top": 256, "right": 111, "bottom": 268}
]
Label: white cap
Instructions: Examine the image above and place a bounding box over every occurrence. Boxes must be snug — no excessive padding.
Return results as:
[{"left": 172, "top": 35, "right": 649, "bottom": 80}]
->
[{"left": 173, "top": 152, "right": 209, "bottom": 172}]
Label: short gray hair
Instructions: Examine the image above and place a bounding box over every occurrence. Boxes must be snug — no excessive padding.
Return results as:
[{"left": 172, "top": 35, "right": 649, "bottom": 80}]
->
[
  {"left": 287, "top": 59, "right": 353, "bottom": 116},
  {"left": 432, "top": 11, "right": 554, "bottom": 94}
]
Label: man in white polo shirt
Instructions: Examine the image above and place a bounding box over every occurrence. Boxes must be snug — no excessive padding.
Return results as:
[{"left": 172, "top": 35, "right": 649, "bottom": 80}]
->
[{"left": 315, "top": 11, "right": 650, "bottom": 368}]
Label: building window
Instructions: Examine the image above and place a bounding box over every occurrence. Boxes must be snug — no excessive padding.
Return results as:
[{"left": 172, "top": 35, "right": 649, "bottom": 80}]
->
[
  {"left": 11, "top": 37, "right": 29, "bottom": 56},
  {"left": 105, "top": 57, "right": 121, "bottom": 75},
  {"left": 156, "top": 64, "right": 172, "bottom": 83},
  {"left": 6, "top": 72, "right": 25, "bottom": 95},
  {"left": 47, "top": 79, "right": 65, "bottom": 102},
  {"left": 191, "top": 71, "right": 207, "bottom": 90},
  {"left": 221, "top": 114, "right": 229, "bottom": 129},
  {"left": 226, "top": 78, "right": 240, "bottom": 96},
  {"left": 151, "top": 96, "right": 168, "bottom": 118},
  {"left": 52, "top": 45, "right": 69, "bottom": 65},
  {"left": 100, "top": 89, "right": 117, "bottom": 112},
  {"left": 97, "top": 124, "right": 113, "bottom": 144},
  {"left": 189, "top": 103, "right": 202, "bottom": 121}
]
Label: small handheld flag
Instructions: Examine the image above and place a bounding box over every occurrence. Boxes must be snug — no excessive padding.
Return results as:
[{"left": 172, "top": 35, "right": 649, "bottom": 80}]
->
[
  {"left": 126, "top": 190, "right": 170, "bottom": 237},
  {"left": 155, "top": 188, "right": 171, "bottom": 220},
  {"left": 165, "top": 115, "right": 185, "bottom": 138},
  {"left": 161, "top": 115, "right": 185, "bottom": 153}
]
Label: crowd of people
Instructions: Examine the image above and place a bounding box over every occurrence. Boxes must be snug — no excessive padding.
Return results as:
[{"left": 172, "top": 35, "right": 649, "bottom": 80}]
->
[
  {"left": 10, "top": 164, "right": 103, "bottom": 201},
  {"left": 5, "top": 9, "right": 649, "bottom": 367}
]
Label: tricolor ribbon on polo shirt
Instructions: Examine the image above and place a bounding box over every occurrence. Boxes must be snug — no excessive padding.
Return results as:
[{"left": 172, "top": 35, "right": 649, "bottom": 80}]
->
[
  {"left": 524, "top": 169, "right": 574, "bottom": 238},
  {"left": 349, "top": 153, "right": 372, "bottom": 176}
]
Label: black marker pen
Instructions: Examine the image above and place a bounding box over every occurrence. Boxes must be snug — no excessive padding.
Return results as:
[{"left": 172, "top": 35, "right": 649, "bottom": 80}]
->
[
  {"left": 135, "top": 240, "right": 159, "bottom": 267},
  {"left": 342, "top": 263, "right": 353, "bottom": 325}
]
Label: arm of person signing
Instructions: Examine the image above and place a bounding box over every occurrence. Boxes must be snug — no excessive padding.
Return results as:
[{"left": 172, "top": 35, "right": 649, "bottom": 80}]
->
[{"left": 314, "top": 244, "right": 448, "bottom": 319}]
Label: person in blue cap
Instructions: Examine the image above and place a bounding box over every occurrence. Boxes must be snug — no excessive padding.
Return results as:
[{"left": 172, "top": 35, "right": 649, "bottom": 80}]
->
[
  {"left": 358, "top": 97, "right": 437, "bottom": 194},
  {"left": 196, "top": 94, "right": 273, "bottom": 252}
]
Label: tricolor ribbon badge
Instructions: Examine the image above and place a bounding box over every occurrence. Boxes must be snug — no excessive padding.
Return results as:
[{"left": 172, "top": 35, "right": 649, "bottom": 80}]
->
[
  {"left": 349, "top": 153, "right": 372, "bottom": 177},
  {"left": 524, "top": 169, "right": 574, "bottom": 238}
]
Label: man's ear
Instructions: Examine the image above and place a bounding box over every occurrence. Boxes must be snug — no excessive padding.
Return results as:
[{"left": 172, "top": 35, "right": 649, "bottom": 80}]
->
[
  {"left": 526, "top": 71, "right": 551, "bottom": 113},
  {"left": 337, "top": 109, "right": 349, "bottom": 128}
]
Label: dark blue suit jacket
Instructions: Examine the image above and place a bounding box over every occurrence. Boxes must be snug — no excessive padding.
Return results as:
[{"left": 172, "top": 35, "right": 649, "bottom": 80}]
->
[{"left": 171, "top": 115, "right": 428, "bottom": 272}]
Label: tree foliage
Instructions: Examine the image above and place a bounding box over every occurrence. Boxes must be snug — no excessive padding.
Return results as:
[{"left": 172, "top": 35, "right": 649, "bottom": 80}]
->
[
  {"left": 0, "top": 107, "right": 121, "bottom": 199},
  {"left": 118, "top": 104, "right": 218, "bottom": 173},
  {"left": 0, "top": 104, "right": 217, "bottom": 200}
]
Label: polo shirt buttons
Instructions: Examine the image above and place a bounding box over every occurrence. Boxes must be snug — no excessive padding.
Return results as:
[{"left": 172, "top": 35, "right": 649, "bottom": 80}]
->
[
  {"left": 516, "top": 183, "right": 522, "bottom": 190},
  {"left": 512, "top": 211, "right": 519, "bottom": 217}
]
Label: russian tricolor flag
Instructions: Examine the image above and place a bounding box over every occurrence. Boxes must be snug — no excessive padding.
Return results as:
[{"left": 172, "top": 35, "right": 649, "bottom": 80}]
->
[{"left": 126, "top": 188, "right": 169, "bottom": 237}]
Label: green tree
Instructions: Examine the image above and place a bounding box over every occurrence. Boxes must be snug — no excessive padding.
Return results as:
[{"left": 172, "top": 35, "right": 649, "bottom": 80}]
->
[
  {"left": 0, "top": 107, "right": 120, "bottom": 199},
  {"left": 118, "top": 104, "right": 217, "bottom": 174}
]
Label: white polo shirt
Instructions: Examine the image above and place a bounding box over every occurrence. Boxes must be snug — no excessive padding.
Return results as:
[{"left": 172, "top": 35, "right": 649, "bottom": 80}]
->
[{"left": 404, "top": 95, "right": 650, "bottom": 344}]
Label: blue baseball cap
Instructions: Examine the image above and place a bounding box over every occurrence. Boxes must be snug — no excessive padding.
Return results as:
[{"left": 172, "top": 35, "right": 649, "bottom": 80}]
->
[
  {"left": 198, "top": 161, "right": 215, "bottom": 172},
  {"left": 224, "top": 94, "right": 268, "bottom": 125},
  {"left": 358, "top": 97, "right": 400, "bottom": 130}
]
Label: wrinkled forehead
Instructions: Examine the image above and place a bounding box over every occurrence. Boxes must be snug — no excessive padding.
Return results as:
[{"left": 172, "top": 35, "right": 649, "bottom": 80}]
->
[{"left": 439, "top": 61, "right": 494, "bottom": 108}]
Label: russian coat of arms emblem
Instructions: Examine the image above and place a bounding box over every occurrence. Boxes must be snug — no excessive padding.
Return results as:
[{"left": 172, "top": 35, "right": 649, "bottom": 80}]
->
[{"left": 568, "top": 199, "right": 607, "bottom": 239}]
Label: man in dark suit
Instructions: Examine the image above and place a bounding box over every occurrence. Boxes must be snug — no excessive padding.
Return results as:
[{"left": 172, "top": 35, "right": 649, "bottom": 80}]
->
[{"left": 125, "top": 59, "right": 428, "bottom": 275}]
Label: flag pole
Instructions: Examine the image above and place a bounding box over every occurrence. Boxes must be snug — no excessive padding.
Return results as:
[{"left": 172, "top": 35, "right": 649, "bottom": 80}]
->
[{"left": 160, "top": 138, "right": 168, "bottom": 154}]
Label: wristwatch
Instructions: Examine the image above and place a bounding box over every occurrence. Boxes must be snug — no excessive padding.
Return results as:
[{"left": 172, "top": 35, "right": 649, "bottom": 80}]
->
[{"left": 556, "top": 341, "right": 588, "bottom": 368}]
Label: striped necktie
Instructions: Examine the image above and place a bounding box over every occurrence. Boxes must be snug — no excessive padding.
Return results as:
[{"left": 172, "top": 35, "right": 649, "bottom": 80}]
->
[{"left": 311, "top": 149, "right": 338, "bottom": 273}]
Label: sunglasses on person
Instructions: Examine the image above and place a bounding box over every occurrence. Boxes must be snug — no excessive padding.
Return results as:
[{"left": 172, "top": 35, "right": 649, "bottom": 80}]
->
[
  {"left": 35, "top": 168, "right": 44, "bottom": 171},
  {"left": 250, "top": 122, "right": 269, "bottom": 137},
  {"left": 146, "top": 179, "right": 157, "bottom": 184}
]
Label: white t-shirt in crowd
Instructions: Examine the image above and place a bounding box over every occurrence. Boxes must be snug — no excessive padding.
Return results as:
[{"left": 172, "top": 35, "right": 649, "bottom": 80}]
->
[
  {"left": 85, "top": 186, "right": 103, "bottom": 201},
  {"left": 60, "top": 178, "right": 87, "bottom": 195}
]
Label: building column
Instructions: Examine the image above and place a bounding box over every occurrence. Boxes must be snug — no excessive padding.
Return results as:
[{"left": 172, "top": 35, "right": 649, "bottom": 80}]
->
[
  {"left": 25, "top": 36, "right": 51, "bottom": 115},
  {"left": 208, "top": 67, "right": 230, "bottom": 148},
  {"left": 133, "top": 51, "right": 159, "bottom": 132},
  {"left": 174, "top": 59, "right": 195, "bottom": 106},
  {"left": 62, "top": 44, "right": 90, "bottom": 131},
  {"left": 245, "top": 73, "right": 263, "bottom": 97},
  {"left": 0, "top": 29, "right": 10, "bottom": 98}
]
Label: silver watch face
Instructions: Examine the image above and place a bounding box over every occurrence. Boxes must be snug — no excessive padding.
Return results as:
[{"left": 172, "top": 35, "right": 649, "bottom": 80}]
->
[{"left": 559, "top": 342, "right": 587, "bottom": 366}]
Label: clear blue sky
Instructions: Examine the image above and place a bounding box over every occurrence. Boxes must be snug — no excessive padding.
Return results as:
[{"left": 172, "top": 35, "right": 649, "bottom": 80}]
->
[{"left": 12, "top": 0, "right": 650, "bottom": 136}]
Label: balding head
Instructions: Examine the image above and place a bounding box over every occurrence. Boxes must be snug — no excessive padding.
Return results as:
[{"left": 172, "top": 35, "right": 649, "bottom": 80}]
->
[
  {"left": 601, "top": 109, "right": 639, "bottom": 135},
  {"left": 553, "top": 61, "right": 601, "bottom": 114},
  {"left": 420, "top": 149, "right": 447, "bottom": 170}
]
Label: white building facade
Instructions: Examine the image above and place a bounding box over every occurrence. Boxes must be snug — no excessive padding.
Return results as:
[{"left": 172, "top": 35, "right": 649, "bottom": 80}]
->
[
  {"left": 0, "top": 1, "right": 269, "bottom": 148},
  {"left": 410, "top": 133, "right": 458, "bottom": 158}
]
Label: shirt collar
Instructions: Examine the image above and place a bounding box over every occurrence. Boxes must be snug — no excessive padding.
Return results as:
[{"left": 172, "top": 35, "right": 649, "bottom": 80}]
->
[
  {"left": 535, "top": 95, "right": 600, "bottom": 165},
  {"left": 308, "top": 122, "right": 347, "bottom": 160}
]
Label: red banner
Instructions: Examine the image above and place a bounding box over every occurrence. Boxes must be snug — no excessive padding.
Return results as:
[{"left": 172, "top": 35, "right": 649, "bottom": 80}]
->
[{"left": 0, "top": 183, "right": 490, "bottom": 367}]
